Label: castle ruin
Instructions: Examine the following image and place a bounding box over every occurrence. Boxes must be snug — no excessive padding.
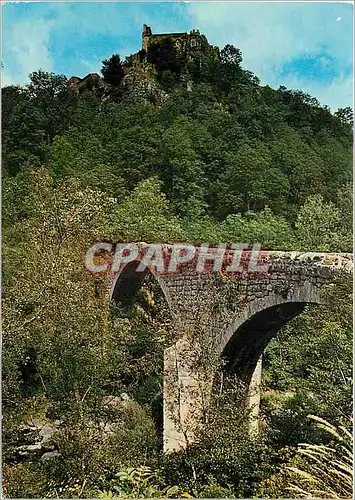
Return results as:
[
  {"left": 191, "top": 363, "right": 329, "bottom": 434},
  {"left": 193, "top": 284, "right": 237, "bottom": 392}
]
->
[{"left": 141, "top": 24, "right": 218, "bottom": 56}]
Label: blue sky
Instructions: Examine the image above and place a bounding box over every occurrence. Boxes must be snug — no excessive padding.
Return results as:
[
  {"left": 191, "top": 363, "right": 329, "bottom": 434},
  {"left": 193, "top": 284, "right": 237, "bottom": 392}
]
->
[{"left": 2, "top": 2, "right": 353, "bottom": 110}]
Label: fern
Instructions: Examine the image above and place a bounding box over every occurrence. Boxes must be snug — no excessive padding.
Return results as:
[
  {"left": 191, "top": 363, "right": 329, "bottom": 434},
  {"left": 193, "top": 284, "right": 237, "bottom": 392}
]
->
[{"left": 96, "top": 466, "right": 180, "bottom": 498}]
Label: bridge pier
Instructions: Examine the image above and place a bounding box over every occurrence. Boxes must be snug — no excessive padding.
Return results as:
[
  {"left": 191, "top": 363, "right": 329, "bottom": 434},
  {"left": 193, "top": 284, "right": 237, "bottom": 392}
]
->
[
  {"left": 245, "top": 355, "right": 262, "bottom": 436},
  {"left": 163, "top": 346, "right": 264, "bottom": 452},
  {"left": 163, "top": 338, "right": 212, "bottom": 452}
]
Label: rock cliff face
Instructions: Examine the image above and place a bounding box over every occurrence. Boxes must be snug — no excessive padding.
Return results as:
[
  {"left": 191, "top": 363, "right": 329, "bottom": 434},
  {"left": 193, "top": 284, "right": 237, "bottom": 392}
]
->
[
  {"left": 121, "top": 68, "right": 168, "bottom": 106},
  {"left": 5, "top": 418, "right": 61, "bottom": 463},
  {"left": 68, "top": 73, "right": 106, "bottom": 96},
  {"left": 68, "top": 60, "right": 167, "bottom": 106}
]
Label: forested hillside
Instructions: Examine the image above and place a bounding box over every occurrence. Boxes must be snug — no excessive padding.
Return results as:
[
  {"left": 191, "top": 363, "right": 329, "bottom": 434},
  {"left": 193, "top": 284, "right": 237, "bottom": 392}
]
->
[
  {"left": 2, "top": 34, "right": 353, "bottom": 498},
  {"left": 3, "top": 40, "right": 353, "bottom": 248}
]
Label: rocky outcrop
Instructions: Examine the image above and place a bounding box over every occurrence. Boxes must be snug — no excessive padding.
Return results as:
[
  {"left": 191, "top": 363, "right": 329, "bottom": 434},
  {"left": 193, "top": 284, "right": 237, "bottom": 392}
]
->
[
  {"left": 68, "top": 24, "right": 218, "bottom": 107},
  {"left": 121, "top": 70, "right": 168, "bottom": 106},
  {"left": 6, "top": 394, "right": 134, "bottom": 464},
  {"left": 69, "top": 66, "right": 168, "bottom": 107},
  {"left": 7, "top": 418, "right": 61, "bottom": 463},
  {"left": 69, "top": 73, "right": 106, "bottom": 97}
]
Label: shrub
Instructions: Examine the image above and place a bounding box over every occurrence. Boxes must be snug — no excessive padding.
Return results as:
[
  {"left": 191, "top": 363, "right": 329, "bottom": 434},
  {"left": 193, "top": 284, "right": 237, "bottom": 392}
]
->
[{"left": 160, "top": 388, "right": 275, "bottom": 497}]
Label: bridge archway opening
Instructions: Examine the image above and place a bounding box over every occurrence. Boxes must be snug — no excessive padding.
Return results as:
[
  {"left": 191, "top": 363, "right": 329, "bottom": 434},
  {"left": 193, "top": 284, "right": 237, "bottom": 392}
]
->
[
  {"left": 111, "top": 262, "right": 152, "bottom": 309},
  {"left": 218, "top": 299, "right": 321, "bottom": 434},
  {"left": 110, "top": 263, "right": 174, "bottom": 450},
  {"left": 221, "top": 301, "right": 311, "bottom": 384}
]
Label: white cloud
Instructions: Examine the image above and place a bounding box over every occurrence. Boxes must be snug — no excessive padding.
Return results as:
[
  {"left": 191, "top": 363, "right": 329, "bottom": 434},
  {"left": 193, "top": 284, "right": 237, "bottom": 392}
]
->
[
  {"left": 2, "top": 18, "right": 54, "bottom": 85},
  {"left": 187, "top": 2, "right": 353, "bottom": 109},
  {"left": 1, "top": 3, "right": 144, "bottom": 85}
]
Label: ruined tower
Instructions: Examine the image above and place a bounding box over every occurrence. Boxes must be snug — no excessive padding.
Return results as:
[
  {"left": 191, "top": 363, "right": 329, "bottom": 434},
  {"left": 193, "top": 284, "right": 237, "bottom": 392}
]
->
[{"left": 142, "top": 24, "right": 152, "bottom": 52}]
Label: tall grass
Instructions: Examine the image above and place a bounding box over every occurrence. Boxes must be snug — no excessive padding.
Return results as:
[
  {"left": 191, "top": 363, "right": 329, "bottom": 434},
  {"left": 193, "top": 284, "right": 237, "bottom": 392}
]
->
[{"left": 287, "top": 415, "right": 353, "bottom": 499}]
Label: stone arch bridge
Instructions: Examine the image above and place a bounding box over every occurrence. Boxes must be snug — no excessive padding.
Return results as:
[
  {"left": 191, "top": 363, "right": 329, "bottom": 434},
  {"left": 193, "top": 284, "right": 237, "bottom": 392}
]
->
[{"left": 106, "top": 243, "right": 352, "bottom": 452}]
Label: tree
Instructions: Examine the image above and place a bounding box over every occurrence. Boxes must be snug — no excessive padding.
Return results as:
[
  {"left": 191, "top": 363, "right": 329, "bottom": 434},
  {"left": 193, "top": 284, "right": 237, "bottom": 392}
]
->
[
  {"left": 147, "top": 38, "right": 182, "bottom": 75},
  {"left": 221, "top": 208, "right": 293, "bottom": 249},
  {"left": 2, "top": 98, "right": 46, "bottom": 175},
  {"left": 221, "top": 142, "right": 290, "bottom": 213},
  {"left": 268, "top": 124, "right": 326, "bottom": 208},
  {"left": 334, "top": 106, "right": 353, "bottom": 127},
  {"left": 101, "top": 54, "right": 125, "bottom": 86},
  {"left": 146, "top": 38, "right": 183, "bottom": 90},
  {"left": 262, "top": 273, "right": 352, "bottom": 451},
  {"left": 212, "top": 44, "right": 259, "bottom": 93},
  {"left": 1, "top": 71, "right": 77, "bottom": 175},
  {"left": 261, "top": 415, "right": 353, "bottom": 498},
  {"left": 108, "top": 177, "right": 183, "bottom": 242},
  {"left": 2, "top": 168, "right": 165, "bottom": 497},
  {"left": 294, "top": 194, "right": 342, "bottom": 252},
  {"left": 220, "top": 44, "right": 243, "bottom": 66},
  {"left": 2, "top": 85, "right": 24, "bottom": 128},
  {"left": 161, "top": 116, "right": 207, "bottom": 218},
  {"left": 27, "top": 70, "right": 77, "bottom": 141}
]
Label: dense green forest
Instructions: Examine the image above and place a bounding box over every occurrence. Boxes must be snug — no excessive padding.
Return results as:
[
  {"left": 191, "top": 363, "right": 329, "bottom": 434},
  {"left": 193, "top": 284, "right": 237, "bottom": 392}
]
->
[{"left": 2, "top": 35, "right": 353, "bottom": 498}]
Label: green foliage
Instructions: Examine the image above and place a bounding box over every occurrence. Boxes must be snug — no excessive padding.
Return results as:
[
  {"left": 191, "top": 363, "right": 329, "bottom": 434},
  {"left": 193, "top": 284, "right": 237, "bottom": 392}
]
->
[
  {"left": 211, "top": 44, "right": 259, "bottom": 94},
  {"left": 2, "top": 57, "right": 352, "bottom": 237},
  {"left": 287, "top": 415, "right": 353, "bottom": 499},
  {"left": 261, "top": 416, "right": 353, "bottom": 498},
  {"left": 220, "top": 142, "right": 290, "bottom": 213},
  {"left": 262, "top": 275, "right": 353, "bottom": 445},
  {"left": 334, "top": 106, "right": 353, "bottom": 128},
  {"left": 220, "top": 45, "right": 243, "bottom": 66},
  {"left": 101, "top": 54, "right": 125, "bottom": 86},
  {"left": 108, "top": 177, "right": 184, "bottom": 242},
  {"left": 161, "top": 116, "right": 207, "bottom": 217},
  {"left": 2, "top": 168, "right": 168, "bottom": 497},
  {"left": 221, "top": 208, "right": 293, "bottom": 249},
  {"left": 3, "top": 405, "right": 159, "bottom": 498},
  {"left": 96, "top": 466, "right": 179, "bottom": 498},
  {"left": 294, "top": 194, "right": 346, "bottom": 251},
  {"left": 3, "top": 462, "right": 48, "bottom": 498},
  {"left": 147, "top": 38, "right": 183, "bottom": 89},
  {"left": 160, "top": 389, "right": 274, "bottom": 497},
  {"left": 181, "top": 215, "right": 224, "bottom": 245},
  {"left": 196, "top": 482, "right": 235, "bottom": 498},
  {"left": 2, "top": 71, "right": 78, "bottom": 176}
]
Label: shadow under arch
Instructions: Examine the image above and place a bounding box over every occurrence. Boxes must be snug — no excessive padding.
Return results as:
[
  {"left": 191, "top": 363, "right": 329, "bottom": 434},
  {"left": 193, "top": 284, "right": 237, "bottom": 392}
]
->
[
  {"left": 220, "top": 282, "right": 324, "bottom": 384},
  {"left": 111, "top": 262, "right": 150, "bottom": 307},
  {"left": 110, "top": 262, "right": 171, "bottom": 310}
]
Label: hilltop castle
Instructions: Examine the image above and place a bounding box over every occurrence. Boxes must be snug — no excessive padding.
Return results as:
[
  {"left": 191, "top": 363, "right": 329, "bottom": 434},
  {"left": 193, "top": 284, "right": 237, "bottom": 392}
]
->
[{"left": 69, "top": 24, "right": 219, "bottom": 98}]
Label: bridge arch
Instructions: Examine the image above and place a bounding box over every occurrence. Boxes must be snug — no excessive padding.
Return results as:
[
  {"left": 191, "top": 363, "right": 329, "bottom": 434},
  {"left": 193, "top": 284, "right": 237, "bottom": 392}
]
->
[
  {"left": 219, "top": 281, "right": 323, "bottom": 381},
  {"left": 110, "top": 261, "right": 173, "bottom": 311},
  {"left": 109, "top": 262, "right": 177, "bottom": 449},
  {"left": 214, "top": 282, "right": 325, "bottom": 435}
]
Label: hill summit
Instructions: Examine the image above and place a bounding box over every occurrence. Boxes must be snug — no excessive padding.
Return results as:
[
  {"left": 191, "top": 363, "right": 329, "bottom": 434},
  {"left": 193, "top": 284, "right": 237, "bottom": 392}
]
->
[{"left": 68, "top": 24, "right": 221, "bottom": 104}]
